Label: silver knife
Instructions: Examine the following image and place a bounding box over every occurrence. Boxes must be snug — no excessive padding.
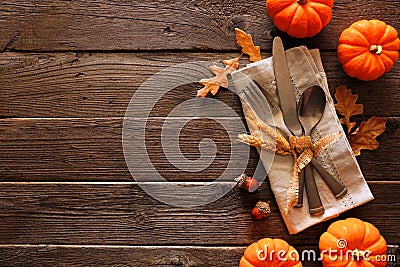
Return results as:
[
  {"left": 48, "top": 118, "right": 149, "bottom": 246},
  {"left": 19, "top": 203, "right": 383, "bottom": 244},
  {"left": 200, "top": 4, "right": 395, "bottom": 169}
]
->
[
  {"left": 272, "top": 38, "right": 303, "bottom": 137},
  {"left": 272, "top": 37, "right": 324, "bottom": 215}
]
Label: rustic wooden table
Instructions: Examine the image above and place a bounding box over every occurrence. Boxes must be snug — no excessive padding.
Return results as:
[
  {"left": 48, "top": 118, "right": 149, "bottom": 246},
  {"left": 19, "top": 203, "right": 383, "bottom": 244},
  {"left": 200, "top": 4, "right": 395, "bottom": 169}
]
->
[{"left": 0, "top": 1, "right": 399, "bottom": 266}]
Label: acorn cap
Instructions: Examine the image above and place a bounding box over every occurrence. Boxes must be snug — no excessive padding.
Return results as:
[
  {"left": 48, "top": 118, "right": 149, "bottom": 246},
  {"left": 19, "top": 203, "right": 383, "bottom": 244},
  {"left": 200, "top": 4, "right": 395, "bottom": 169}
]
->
[
  {"left": 255, "top": 201, "right": 271, "bottom": 217},
  {"left": 235, "top": 173, "right": 249, "bottom": 188}
]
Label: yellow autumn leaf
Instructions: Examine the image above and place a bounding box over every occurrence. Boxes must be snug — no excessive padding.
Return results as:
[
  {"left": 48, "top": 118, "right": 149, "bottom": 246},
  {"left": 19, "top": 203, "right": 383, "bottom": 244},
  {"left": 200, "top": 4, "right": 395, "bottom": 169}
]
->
[
  {"left": 348, "top": 116, "right": 386, "bottom": 156},
  {"left": 197, "top": 57, "right": 240, "bottom": 98},
  {"left": 235, "top": 28, "right": 262, "bottom": 62},
  {"left": 334, "top": 85, "right": 364, "bottom": 133}
]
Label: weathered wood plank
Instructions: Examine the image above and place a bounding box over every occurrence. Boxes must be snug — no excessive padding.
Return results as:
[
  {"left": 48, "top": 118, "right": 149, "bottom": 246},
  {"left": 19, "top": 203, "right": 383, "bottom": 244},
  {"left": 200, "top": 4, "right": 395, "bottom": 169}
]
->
[
  {"left": 0, "top": 52, "right": 399, "bottom": 118},
  {"left": 0, "top": 0, "right": 399, "bottom": 51},
  {"left": 0, "top": 117, "right": 398, "bottom": 182},
  {"left": 0, "top": 245, "right": 398, "bottom": 267},
  {"left": 0, "top": 182, "right": 398, "bottom": 245},
  {"left": 0, "top": 117, "right": 253, "bottom": 181},
  {"left": 0, "top": 245, "right": 247, "bottom": 267}
]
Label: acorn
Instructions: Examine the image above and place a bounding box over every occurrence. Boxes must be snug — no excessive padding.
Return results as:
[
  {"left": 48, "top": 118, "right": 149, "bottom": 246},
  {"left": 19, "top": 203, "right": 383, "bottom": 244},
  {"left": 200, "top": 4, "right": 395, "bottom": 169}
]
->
[
  {"left": 235, "top": 174, "right": 259, "bottom": 192},
  {"left": 251, "top": 201, "right": 271, "bottom": 220}
]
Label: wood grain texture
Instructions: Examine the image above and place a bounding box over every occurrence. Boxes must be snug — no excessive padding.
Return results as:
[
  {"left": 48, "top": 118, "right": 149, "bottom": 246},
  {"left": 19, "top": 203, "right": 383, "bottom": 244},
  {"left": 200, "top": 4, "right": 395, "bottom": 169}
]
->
[
  {"left": 0, "top": 245, "right": 248, "bottom": 267},
  {"left": 0, "top": 52, "right": 399, "bottom": 118},
  {"left": 1, "top": 0, "right": 399, "bottom": 264},
  {"left": 0, "top": 117, "right": 398, "bottom": 182},
  {"left": 0, "top": 0, "right": 399, "bottom": 51},
  {"left": 0, "top": 182, "right": 398, "bottom": 245},
  {"left": 0, "top": 245, "right": 398, "bottom": 266}
]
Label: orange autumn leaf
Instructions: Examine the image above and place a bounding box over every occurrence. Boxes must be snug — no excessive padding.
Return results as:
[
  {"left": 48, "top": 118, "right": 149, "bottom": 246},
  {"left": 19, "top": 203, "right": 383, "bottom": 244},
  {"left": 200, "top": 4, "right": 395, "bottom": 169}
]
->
[
  {"left": 334, "top": 85, "right": 386, "bottom": 156},
  {"left": 235, "top": 28, "right": 262, "bottom": 62},
  {"left": 348, "top": 116, "right": 386, "bottom": 156},
  {"left": 197, "top": 57, "right": 240, "bottom": 98},
  {"left": 334, "top": 85, "right": 363, "bottom": 133}
]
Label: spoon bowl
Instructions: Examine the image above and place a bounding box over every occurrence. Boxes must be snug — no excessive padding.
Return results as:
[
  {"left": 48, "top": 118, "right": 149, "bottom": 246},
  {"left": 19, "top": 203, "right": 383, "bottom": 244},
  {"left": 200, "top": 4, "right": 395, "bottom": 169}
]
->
[{"left": 298, "top": 86, "right": 326, "bottom": 135}]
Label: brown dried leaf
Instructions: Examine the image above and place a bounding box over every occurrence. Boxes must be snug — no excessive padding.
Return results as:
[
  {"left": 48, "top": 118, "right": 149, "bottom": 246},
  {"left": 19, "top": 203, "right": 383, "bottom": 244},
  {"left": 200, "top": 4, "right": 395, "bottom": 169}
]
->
[
  {"left": 197, "top": 57, "right": 240, "bottom": 98},
  {"left": 334, "top": 85, "right": 364, "bottom": 133},
  {"left": 348, "top": 116, "right": 386, "bottom": 156},
  {"left": 235, "top": 28, "right": 262, "bottom": 62}
]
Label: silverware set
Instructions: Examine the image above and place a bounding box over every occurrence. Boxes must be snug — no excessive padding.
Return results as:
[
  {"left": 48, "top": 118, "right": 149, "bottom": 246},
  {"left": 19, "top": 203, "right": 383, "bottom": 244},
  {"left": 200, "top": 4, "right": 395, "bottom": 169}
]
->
[{"left": 235, "top": 37, "right": 347, "bottom": 215}]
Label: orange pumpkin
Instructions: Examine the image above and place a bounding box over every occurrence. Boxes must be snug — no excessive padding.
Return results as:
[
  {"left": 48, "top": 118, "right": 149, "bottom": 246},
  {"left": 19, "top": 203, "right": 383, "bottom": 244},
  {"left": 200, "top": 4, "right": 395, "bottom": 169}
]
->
[
  {"left": 319, "top": 218, "right": 387, "bottom": 267},
  {"left": 338, "top": 19, "right": 400, "bottom": 81},
  {"left": 240, "top": 238, "right": 303, "bottom": 267},
  {"left": 266, "top": 0, "right": 334, "bottom": 38}
]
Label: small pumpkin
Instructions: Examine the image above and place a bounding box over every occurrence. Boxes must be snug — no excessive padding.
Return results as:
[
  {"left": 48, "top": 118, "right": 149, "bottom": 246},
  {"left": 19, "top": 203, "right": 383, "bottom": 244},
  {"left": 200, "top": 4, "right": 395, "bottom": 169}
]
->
[
  {"left": 266, "top": 0, "right": 334, "bottom": 38},
  {"left": 240, "top": 238, "right": 302, "bottom": 267},
  {"left": 319, "top": 218, "right": 387, "bottom": 267},
  {"left": 338, "top": 19, "right": 400, "bottom": 81}
]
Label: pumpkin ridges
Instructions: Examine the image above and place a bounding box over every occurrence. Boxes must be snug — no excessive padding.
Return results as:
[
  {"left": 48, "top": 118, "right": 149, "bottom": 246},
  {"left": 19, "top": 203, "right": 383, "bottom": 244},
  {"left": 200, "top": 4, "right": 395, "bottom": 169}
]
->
[
  {"left": 351, "top": 20, "right": 374, "bottom": 40},
  {"left": 341, "top": 55, "right": 365, "bottom": 77},
  {"left": 320, "top": 232, "right": 342, "bottom": 251},
  {"left": 339, "top": 28, "right": 370, "bottom": 47},
  {"left": 337, "top": 44, "right": 367, "bottom": 64},
  {"left": 243, "top": 242, "right": 265, "bottom": 266},
  {"left": 382, "top": 38, "right": 400, "bottom": 51},
  {"left": 279, "top": 246, "right": 302, "bottom": 266},
  {"left": 266, "top": 0, "right": 333, "bottom": 38},
  {"left": 360, "top": 221, "right": 383, "bottom": 250},
  {"left": 344, "top": 55, "right": 385, "bottom": 81},
  {"left": 352, "top": 21, "right": 385, "bottom": 50},
  {"left": 326, "top": 218, "right": 365, "bottom": 250},
  {"left": 346, "top": 218, "right": 369, "bottom": 249},
  {"left": 338, "top": 19, "right": 400, "bottom": 81},
  {"left": 380, "top": 51, "right": 399, "bottom": 71},
  {"left": 240, "top": 238, "right": 302, "bottom": 267},
  {"left": 273, "top": 4, "right": 299, "bottom": 32},
  {"left": 271, "top": 239, "right": 290, "bottom": 265},
  {"left": 321, "top": 254, "right": 349, "bottom": 267},
  {"left": 378, "top": 23, "right": 398, "bottom": 45},
  {"left": 266, "top": 0, "right": 296, "bottom": 19},
  {"left": 367, "top": 20, "right": 389, "bottom": 45},
  {"left": 256, "top": 238, "right": 273, "bottom": 265},
  {"left": 304, "top": 4, "right": 324, "bottom": 37},
  {"left": 287, "top": 5, "right": 310, "bottom": 38},
  {"left": 365, "top": 236, "right": 387, "bottom": 255},
  {"left": 308, "top": 2, "right": 332, "bottom": 27},
  {"left": 320, "top": 218, "right": 388, "bottom": 267},
  {"left": 363, "top": 55, "right": 385, "bottom": 80}
]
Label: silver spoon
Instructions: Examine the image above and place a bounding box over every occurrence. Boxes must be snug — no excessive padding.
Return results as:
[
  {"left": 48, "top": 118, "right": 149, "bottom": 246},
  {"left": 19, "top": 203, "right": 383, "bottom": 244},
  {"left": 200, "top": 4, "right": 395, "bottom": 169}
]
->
[{"left": 298, "top": 85, "right": 326, "bottom": 215}]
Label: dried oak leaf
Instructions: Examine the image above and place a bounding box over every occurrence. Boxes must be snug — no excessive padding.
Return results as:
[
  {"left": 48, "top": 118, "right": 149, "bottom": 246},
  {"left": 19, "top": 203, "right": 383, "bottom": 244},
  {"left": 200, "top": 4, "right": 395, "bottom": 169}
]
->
[
  {"left": 197, "top": 57, "right": 240, "bottom": 98},
  {"left": 348, "top": 116, "right": 386, "bottom": 156},
  {"left": 334, "top": 85, "right": 364, "bottom": 133},
  {"left": 235, "top": 28, "right": 262, "bottom": 62}
]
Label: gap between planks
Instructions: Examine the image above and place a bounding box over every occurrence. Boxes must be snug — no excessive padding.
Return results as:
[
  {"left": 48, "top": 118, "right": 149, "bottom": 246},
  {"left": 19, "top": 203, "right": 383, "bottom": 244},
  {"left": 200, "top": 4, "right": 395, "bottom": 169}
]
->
[{"left": 0, "top": 181, "right": 399, "bottom": 185}]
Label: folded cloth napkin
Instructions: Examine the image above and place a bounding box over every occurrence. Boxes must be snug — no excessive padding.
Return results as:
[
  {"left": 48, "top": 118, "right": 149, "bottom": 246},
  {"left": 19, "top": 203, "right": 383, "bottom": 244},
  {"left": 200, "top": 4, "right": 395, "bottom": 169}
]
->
[{"left": 231, "top": 46, "right": 374, "bottom": 234}]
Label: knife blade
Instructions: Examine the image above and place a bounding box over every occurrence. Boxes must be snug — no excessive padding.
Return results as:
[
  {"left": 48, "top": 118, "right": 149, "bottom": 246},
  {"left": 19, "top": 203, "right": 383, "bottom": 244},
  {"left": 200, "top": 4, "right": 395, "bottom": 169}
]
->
[
  {"left": 272, "top": 37, "right": 303, "bottom": 137},
  {"left": 272, "top": 37, "right": 324, "bottom": 215}
]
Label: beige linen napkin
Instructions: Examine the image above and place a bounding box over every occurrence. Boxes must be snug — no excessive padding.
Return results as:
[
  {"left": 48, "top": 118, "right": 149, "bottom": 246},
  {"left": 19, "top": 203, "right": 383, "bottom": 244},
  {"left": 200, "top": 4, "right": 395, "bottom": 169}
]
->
[{"left": 232, "top": 46, "right": 374, "bottom": 234}]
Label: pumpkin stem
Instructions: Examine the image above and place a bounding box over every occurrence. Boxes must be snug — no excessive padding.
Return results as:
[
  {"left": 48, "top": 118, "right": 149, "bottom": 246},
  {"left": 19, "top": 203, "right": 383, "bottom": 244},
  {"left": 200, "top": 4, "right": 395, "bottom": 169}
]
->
[
  {"left": 370, "top": 45, "right": 383, "bottom": 55},
  {"left": 297, "top": 0, "right": 308, "bottom": 4}
]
